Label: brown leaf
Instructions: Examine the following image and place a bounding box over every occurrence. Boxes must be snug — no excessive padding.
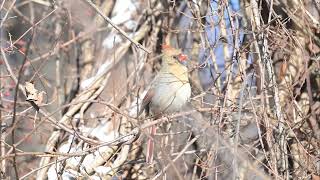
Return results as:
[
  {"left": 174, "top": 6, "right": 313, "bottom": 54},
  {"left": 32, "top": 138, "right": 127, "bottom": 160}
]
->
[
  {"left": 25, "top": 82, "right": 45, "bottom": 110},
  {"left": 25, "top": 82, "right": 39, "bottom": 102}
]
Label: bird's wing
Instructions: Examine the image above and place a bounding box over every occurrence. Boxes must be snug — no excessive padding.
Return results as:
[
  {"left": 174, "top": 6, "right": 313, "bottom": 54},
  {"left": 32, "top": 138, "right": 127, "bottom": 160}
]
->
[{"left": 138, "top": 88, "right": 155, "bottom": 116}]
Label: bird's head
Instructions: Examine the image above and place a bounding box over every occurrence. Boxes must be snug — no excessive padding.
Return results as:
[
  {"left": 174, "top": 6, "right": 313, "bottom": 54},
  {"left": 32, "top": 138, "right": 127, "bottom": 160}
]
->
[{"left": 161, "top": 44, "right": 188, "bottom": 66}]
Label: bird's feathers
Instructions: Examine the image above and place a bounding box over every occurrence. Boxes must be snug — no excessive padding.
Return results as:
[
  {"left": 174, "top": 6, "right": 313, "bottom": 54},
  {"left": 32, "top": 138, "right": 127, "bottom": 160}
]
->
[
  {"left": 139, "top": 88, "right": 154, "bottom": 116},
  {"left": 139, "top": 45, "right": 190, "bottom": 116},
  {"left": 140, "top": 45, "right": 191, "bottom": 164}
]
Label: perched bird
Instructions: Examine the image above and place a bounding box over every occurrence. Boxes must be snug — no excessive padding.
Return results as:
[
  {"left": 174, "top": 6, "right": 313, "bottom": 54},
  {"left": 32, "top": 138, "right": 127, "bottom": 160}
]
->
[{"left": 140, "top": 44, "right": 191, "bottom": 164}]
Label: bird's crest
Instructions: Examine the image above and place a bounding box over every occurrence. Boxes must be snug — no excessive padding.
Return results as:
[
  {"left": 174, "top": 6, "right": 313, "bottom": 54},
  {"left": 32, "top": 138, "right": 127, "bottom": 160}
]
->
[{"left": 161, "top": 44, "right": 173, "bottom": 51}]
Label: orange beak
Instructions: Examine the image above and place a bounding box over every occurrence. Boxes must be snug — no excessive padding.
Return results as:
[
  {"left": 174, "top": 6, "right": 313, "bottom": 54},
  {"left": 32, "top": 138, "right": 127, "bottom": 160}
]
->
[{"left": 178, "top": 54, "right": 188, "bottom": 62}]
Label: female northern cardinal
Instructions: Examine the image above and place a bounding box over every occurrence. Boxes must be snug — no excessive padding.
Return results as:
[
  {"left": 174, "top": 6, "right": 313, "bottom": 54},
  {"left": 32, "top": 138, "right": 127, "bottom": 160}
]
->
[{"left": 140, "top": 44, "right": 191, "bottom": 164}]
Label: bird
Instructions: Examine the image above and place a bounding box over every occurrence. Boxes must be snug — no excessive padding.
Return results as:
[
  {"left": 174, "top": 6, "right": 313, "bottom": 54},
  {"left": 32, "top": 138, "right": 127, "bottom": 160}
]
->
[{"left": 140, "top": 44, "right": 191, "bottom": 164}]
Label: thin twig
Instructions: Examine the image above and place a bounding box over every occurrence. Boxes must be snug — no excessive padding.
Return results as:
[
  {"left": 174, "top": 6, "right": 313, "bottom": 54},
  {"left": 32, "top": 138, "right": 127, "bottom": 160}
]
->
[
  {"left": 82, "top": 0, "right": 151, "bottom": 53},
  {"left": 152, "top": 135, "right": 200, "bottom": 180},
  {"left": 9, "top": 28, "right": 34, "bottom": 180}
]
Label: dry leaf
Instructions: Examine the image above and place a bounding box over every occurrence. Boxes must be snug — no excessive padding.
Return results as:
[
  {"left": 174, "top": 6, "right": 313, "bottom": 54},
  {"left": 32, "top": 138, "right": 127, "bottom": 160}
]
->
[
  {"left": 25, "top": 82, "right": 45, "bottom": 111},
  {"left": 25, "top": 82, "right": 38, "bottom": 101}
]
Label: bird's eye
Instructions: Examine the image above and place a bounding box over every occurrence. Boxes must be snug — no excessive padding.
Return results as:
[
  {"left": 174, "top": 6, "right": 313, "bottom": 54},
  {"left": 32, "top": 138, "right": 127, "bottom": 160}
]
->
[{"left": 172, "top": 55, "right": 179, "bottom": 60}]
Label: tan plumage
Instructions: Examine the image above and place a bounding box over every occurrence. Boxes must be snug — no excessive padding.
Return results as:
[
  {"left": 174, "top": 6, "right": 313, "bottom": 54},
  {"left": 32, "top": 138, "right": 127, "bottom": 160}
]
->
[{"left": 141, "top": 45, "right": 191, "bottom": 163}]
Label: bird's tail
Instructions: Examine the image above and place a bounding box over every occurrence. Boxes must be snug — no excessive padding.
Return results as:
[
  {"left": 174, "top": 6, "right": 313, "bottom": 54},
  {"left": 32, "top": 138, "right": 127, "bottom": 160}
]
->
[{"left": 146, "top": 125, "right": 156, "bottom": 164}]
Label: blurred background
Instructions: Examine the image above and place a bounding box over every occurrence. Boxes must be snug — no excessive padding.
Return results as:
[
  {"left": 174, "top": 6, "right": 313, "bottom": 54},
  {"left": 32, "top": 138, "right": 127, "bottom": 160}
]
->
[{"left": 0, "top": 0, "right": 319, "bottom": 179}]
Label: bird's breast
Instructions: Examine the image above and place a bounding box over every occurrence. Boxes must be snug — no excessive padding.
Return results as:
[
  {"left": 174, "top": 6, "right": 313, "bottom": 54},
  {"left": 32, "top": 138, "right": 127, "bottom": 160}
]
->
[{"left": 150, "top": 73, "right": 191, "bottom": 114}]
